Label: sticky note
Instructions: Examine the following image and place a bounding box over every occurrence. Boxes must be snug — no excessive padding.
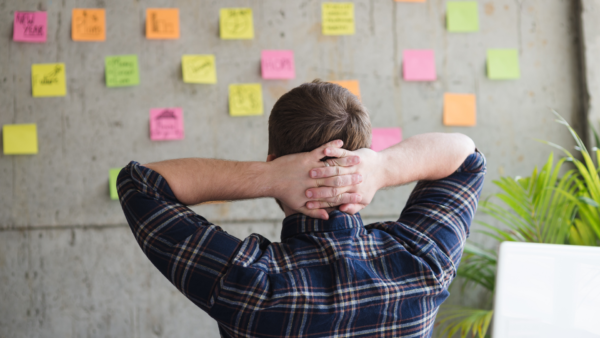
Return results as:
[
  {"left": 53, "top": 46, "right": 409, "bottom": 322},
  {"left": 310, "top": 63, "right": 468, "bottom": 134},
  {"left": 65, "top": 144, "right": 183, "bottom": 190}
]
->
[
  {"left": 447, "top": 2, "right": 479, "bottom": 32},
  {"left": 3, "top": 124, "right": 38, "bottom": 155},
  {"left": 322, "top": 3, "right": 355, "bottom": 35},
  {"left": 371, "top": 128, "right": 402, "bottom": 152},
  {"left": 146, "top": 8, "right": 180, "bottom": 39},
  {"left": 72, "top": 9, "right": 106, "bottom": 41},
  {"left": 331, "top": 80, "right": 361, "bottom": 100},
  {"left": 395, "top": 0, "right": 426, "bottom": 2},
  {"left": 13, "top": 12, "right": 47, "bottom": 43},
  {"left": 32, "top": 63, "right": 67, "bottom": 97},
  {"left": 182, "top": 55, "right": 217, "bottom": 84},
  {"left": 261, "top": 50, "right": 295, "bottom": 80},
  {"left": 443, "top": 93, "right": 476, "bottom": 126},
  {"left": 487, "top": 49, "right": 520, "bottom": 80},
  {"left": 109, "top": 168, "right": 121, "bottom": 200},
  {"left": 229, "top": 84, "right": 264, "bottom": 116},
  {"left": 149, "top": 108, "right": 184, "bottom": 141},
  {"left": 403, "top": 50, "right": 436, "bottom": 81},
  {"left": 220, "top": 8, "right": 254, "bottom": 39},
  {"left": 105, "top": 55, "right": 139, "bottom": 87}
]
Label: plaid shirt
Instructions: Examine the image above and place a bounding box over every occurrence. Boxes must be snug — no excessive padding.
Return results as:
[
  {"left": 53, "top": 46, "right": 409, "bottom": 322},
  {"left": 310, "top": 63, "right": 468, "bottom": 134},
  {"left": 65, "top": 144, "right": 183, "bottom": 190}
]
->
[{"left": 118, "top": 151, "right": 486, "bottom": 338}]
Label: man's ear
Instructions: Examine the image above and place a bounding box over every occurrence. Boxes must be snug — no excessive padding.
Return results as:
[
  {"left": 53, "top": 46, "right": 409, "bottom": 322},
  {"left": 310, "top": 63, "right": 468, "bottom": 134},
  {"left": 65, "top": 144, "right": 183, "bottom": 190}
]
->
[{"left": 266, "top": 154, "right": 277, "bottom": 162}]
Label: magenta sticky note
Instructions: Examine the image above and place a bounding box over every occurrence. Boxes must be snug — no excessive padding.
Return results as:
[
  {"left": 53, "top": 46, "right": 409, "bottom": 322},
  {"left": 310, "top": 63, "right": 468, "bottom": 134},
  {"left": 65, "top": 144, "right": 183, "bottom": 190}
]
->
[
  {"left": 371, "top": 128, "right": 402, "bottom": 152},
  {"left": 149, "top": 108, "right": 184, "bottom": 141},
  {"left": 13, "top": 11, "right": 47, "bottom": 43},
  {"left": 403, "top": 50, "right": 436, "bottom": 81},
  {"left": 261, "top": 50, "right": 295, "bottom": 79}
]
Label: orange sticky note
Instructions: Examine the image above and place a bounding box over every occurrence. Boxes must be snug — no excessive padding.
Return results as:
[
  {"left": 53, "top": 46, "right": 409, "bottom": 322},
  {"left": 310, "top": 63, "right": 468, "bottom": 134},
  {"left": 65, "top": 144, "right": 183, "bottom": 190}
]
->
[
  {"left": 330, "top": 80, "right": 361, "bottom": 100},
  {"left": 443, "top": 93, "right": 476, "bottom": 126},
  {"left": 146, "top": 8, "right": 180, "bottom": 39},
  {"left": 72, "top": 9, "right": 105, "bottom": 41}
]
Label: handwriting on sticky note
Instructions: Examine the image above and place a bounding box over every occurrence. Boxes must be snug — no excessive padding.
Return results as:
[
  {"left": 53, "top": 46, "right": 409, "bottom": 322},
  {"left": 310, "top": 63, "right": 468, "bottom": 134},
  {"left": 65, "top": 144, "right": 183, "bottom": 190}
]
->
[
  {"left": 149, "top": 108, "right": 184, "bottom": 140},
  {"left": 182, "top": 55, "right": 217, "bottom": 84},
  {"left": 109, "top": 168, "right": 121, "bottom": 200},
  {"left": 403, "top": 50, "right": 436, "bottom": 81},
  {"left": 261, "top": 50, "right": 295, "bottom": 80},
  {"left": 13, "top": 12, "right": 47, "bottom": 43},
  {"left": 444, "top": 93, "right": 476, "bottom": 127},
  {"left": 3, "top": 124, "right": 38, "bottom": 155},
  {"left": 330, "top": 80, "right": 361, "bottom": 100},
  {"left": 487, "top": 49, "right": 520, "bottom": 80},
  {"left": 220, "top": 8, "right": 254, "bottom": 39},
  {"left": 32, "top": 63, "right": 67, "bottom": 97},
  {"left": 229, "top": 84, "right": 264, "bottom": 116},
  {"left": 447, "top": 2, "right": 479, "bottom": 32},
  {"left": 105, "top": 55, "right": 139, "bottom": 87},
  {"left": 371, "top": 128, "right": 402, "bottom": 152},
  {"left": 322, "top": 3, "right": 355, "bottom": 35},
  {"left": 72, "top": 9, "right": 106, "bottom": 41},
  {"left": 146, "top": 8, "right": 180, "bottom": 39}
]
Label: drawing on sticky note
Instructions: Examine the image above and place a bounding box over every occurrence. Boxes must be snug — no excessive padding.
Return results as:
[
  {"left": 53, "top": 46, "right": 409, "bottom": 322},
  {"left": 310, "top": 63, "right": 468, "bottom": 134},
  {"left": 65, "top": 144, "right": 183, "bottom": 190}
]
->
[
  {"left": 32, "top": 63, "right": 67, "bottom": 97},
  {"left": 403, "top": 50, "right": 436, "bottom": 81},
  {"left": 2, "top": 124, "right": 38, "bottom": 155},
  {"left": 182, "top": 55, "right": 217, "bottom": 84},
  {"left": 229, "top": 84, "right": 264, "bottom": 116},
  {"left": 146, "top": 9, "right": 180, "bottom": 39},
  {"left": 322, "top": 3, "right": 355, "bottom": 35},
  {"left": 105, "top": 55, "right": 139, "bottom": 87},
  {"left": 149, "top": 108, "right": 184, "bottom": 141},
  {"left": 220, "top": 8, "right": 254, "bottom": 39},
  {"left": 443, "top": 93, "right": 476, "bottom": 127},
  {"left": 14, "top": 12, "right": 47, "bottom": 42},
  {"left": 371, "top": 128, "right": 402, "bottom": 152},
  {"left": 72, "top": 9, "right": 106, "bottom": 41},
  {"left": 261, "top": 50, "right": 295, "bottom": 80},
  {"left": 330, "top": 80, "right": 361, "bottom": 100}
]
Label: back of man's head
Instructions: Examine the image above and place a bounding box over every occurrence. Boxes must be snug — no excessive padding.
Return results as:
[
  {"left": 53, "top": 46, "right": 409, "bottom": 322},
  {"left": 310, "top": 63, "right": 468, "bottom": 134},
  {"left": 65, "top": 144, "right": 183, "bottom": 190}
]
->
[{"left": 268, "top": 80, "right": 372, "bottom": 157}]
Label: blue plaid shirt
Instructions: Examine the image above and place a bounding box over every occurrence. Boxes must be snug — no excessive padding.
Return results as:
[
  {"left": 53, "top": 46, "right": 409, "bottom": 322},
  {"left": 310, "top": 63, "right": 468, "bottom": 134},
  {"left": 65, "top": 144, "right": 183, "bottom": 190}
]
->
[{"left": 118, "top": 151, "right": 486, "bottom": 338}]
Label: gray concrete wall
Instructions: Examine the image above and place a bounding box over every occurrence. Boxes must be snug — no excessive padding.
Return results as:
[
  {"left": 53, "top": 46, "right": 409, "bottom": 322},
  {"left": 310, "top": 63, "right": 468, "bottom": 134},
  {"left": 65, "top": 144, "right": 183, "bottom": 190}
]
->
[{"left": 0, "top": 0, "right": 585, "bottom": 337}]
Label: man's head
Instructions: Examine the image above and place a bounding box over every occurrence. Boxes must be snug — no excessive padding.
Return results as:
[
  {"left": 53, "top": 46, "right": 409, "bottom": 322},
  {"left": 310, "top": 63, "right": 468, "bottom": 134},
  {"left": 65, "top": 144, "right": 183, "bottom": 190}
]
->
[
  {"left": 268, "top": 79, "right": 372, "bottom": 158},
  {"left": 267, "top": 79, "right": 372, "bottom": 214}
]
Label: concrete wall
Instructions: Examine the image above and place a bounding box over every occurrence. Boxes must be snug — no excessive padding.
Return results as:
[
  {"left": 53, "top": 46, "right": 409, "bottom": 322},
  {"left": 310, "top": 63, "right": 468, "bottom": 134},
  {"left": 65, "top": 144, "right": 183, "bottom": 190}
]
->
[{"left": 0, "top": 0, "right": 585, "bottom": 337}]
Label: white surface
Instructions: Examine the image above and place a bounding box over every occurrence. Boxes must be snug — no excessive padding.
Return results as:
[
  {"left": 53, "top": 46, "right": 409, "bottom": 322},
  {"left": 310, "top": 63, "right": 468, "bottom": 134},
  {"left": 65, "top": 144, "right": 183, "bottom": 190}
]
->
[{"left": 493, "top": 242, "right": 600, "bottom": 338}]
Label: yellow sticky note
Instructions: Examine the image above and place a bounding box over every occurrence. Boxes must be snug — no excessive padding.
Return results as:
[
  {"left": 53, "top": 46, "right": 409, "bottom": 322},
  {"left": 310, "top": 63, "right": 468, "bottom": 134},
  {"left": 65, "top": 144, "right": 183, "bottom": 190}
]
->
[
  {"left": 220, "top": 8, "right": 254, "bottom": 39},
  {"left": 322, "top": 3, "right": 355, "bottom": 35},
  {"left": 72, "top": 8, "right": 106, "bottom": 41},
  {"left": 229, "top": 84, "right": 263, "bottom": 116},
  {"left": 146, "top": 8, "right": 180, "bottom": 39},
  {"left": 443, "top": 93, "right": 476, "bottom": 126},
  {"left": 3, "top": 124, "right": 38, "bottom": 155},
  {"left": 331, "top": 80, "right": 361, "bottom": 100},
  {"left": 32, "top": 63, "right": 67, "bottom": 97},
  {"left": 182, "top": 55, "right": 217, "bottom": 84}
]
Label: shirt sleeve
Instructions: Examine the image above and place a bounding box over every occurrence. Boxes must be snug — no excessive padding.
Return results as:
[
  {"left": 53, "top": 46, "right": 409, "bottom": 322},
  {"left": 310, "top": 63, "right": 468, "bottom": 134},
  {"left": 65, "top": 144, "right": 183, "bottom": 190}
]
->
[
  {"left": 392, "top": 150, "right": 486, "bottom": 287},
  {"left": 117, "top": 161, "right": 242, "bottom": 311}
]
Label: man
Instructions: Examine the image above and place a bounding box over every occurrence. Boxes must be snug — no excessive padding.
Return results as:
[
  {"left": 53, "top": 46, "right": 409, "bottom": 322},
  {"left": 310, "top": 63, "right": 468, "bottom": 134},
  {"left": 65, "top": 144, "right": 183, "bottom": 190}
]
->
[{"left": 117, "top": 80, "right": 485, "bottom": 337}]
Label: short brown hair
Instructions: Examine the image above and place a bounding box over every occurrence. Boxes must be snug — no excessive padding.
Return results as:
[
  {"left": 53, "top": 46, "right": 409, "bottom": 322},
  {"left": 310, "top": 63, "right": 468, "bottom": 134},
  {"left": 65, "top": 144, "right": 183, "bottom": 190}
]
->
[{"left": 268, "top": 80, "right": 372, "bottom": 157}]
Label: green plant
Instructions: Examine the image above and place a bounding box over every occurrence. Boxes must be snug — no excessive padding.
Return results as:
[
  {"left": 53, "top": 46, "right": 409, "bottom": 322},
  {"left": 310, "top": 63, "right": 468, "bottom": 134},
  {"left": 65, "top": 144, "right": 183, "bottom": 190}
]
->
[{"left": 435, "top": 112, "right": 600, "bottom": 338}]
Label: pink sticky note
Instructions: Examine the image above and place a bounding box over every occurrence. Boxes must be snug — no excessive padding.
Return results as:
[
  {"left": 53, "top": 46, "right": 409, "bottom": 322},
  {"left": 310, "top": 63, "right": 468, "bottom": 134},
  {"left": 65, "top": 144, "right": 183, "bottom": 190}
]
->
[
  {"left": 261, "top": 50, "right": 295, "bottom": 79},
  {"left": 403, "top": 50, "right": 436, "bottom": 81},
  {"left": 13, "top": 11, "right": 47, "bottom": 43},
  {"left": 149, "top": 108, "right": 184, "bottom": 141},
  {"left": 371, "top": 128, "right": 402, "bottom": 152}
]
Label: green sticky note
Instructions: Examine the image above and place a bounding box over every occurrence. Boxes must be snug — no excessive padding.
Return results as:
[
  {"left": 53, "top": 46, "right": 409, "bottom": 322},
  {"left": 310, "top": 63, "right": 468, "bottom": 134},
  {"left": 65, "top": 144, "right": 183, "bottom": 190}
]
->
[
  {"left": 182, "top": 55, "right": 217, "bottom": 84},
  {"left": 447, "top": 2, "right": 479, "bottom": 32},
  {"left": 487, "top": 49, "right": 520, "bottom": 80},
  {"left": 105, "top": 55, "right": 139, "bottom": 87},
  {"left": 109, "top": 168, "right": 121, "bottom": 200},
  {"left": 3, "top": 124, "right": 38, "bottom": 155}
]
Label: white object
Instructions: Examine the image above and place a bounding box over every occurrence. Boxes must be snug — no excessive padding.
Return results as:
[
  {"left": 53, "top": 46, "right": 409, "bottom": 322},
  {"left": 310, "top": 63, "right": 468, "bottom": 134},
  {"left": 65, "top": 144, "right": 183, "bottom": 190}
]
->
[{"left": 493, "top": 242, "right": 600, "bottom": 338}]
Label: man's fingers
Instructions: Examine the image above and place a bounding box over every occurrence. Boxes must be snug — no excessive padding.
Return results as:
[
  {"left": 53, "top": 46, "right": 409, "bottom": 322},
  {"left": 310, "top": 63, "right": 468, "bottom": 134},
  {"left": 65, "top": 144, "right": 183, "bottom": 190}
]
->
[
  {"left": 311, "top": 140, "right": 343, "bottom": 158},
  {"left": 299, "top": 207, "right": 329, "bottom": 220},
  {"left": 339, "top": 204, "right": 365, "bottom": 215},
  {"left": 306, "top": 193, "right": 363, "bottom": 209},
  {"left": 323, "top": 147, "right": 353, "bottom": 158},
  {"left": 306, "top": 175, "right": 363, "bottom": 198},
  {"left": 310, "top": 165, "right": 358, "bottom": 179},
  {"left": 324, "top": 155, "right": 360, "bottom": 168}
]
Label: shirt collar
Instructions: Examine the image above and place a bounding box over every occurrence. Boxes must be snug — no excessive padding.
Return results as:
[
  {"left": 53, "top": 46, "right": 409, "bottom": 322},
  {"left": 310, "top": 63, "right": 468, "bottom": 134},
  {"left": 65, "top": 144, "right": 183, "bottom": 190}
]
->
[{"left": 281, "top": 210, "right": 364, "bottom": 241}]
